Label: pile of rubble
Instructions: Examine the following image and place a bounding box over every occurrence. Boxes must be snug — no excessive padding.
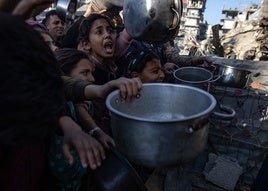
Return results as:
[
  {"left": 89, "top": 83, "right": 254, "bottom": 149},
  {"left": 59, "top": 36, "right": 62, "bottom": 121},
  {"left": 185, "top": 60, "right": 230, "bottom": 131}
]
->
[{"left": 220, "top": 15, "right": 268, "bottom": 61}]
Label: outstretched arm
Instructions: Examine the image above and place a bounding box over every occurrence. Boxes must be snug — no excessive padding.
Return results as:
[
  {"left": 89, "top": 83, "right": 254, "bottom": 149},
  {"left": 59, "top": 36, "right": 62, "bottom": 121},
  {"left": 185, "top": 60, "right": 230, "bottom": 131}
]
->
[
  {"left": 75, "top": 102, "right": 115, "bottom": 149},
  {"left": 84, "top": 77, "right": 142, "bottom": 100},
  {"left": 4, "top": 0, "right": 56, "bottom": 19},
  {"left": 62, "top": 76, "right": 142, "bottom": 101}
]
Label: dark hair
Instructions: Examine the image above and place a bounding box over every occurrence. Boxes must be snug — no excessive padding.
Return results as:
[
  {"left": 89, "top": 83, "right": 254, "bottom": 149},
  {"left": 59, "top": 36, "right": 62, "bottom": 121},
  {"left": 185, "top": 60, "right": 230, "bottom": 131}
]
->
[
  {"left": 55, "top": 48, "right": 90, "bottom": 75},
  {"left": 0, "top": 13, "right": 65, "bottom": 145},
  {"left": 126, "top": 50, "right": 160, "bottom": 75},
  {"left": 41, "top": 9, "right": 64, "bottom": 25},
  {"left": 78, "top": 13, "right": 116, "bottom": 42}
]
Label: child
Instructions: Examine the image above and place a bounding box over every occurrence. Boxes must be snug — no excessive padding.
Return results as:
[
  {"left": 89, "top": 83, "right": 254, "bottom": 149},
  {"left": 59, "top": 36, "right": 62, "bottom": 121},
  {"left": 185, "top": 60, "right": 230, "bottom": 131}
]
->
[
  {"left": 126, "top": 50, "right": 165, "bottom": 83},
  {"left": 77, "top": 13, "right": 137, "bottom": 135},
  {"left": 51, "top": 48, "right": 147, "bottom": 190},
  {"left": 55, "top": 48, "right": 115, "bottom": 148},
  {"left": 123, "top": 50, "right": 165, "bottom": 182},
  {"left": 38, "top": 29, "right": 59, "bottom": 52}
]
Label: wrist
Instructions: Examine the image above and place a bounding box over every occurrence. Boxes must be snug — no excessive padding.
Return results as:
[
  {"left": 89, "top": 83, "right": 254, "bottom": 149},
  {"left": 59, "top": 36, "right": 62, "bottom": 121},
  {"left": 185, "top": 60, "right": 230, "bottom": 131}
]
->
[
  {"left": 88, "top": 127, "right": 101, "bottom": 136},
  {"left": 59, "top": 115, "right": 82, "bottom": 134}
]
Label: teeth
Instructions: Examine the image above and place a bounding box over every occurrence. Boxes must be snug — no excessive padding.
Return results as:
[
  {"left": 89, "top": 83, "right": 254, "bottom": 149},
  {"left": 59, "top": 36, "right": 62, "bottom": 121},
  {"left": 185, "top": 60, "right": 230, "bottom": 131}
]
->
[{"left": 105, "top": 43, "right": 113, "bottom": 49}]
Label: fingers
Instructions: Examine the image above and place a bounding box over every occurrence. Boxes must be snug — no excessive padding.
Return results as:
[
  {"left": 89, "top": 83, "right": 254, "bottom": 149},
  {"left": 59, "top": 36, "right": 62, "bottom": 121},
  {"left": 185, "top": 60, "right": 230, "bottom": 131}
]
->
[
  {"left": 63, "top": 132, "right": 106, "bottom": 170},
  {"left": 163, "top": 62, "right": 178, "bottom": 74},
  {"left": 203, "top": 57, "right": 216, "bottom": 71},
  {"left": 119, "top": 77, "right": 142, "bottom": 100},
  {"left": 87, "top": 141, "right": 102, "bottom": 169},
  {"left": 102, "top": 137, "right": 116, "bottom": 149},
  {"left": 108, "top": 139, "right": 116, "bottom": 147},
  {"left": 96, "top": 131, "right": 116, "bottom": 149},
  {"left": 69, "top": 138, "right": 88, "bottom": 168},
  {"left": 76, "top": 135, "right": 106, "bottom": 170},
  {"left": 62, "top": 143, "right": 74, "bottom": 165}
]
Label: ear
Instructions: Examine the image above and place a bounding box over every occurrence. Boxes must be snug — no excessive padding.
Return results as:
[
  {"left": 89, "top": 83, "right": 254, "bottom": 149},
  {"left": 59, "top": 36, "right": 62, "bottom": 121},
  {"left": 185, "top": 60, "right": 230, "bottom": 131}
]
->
[
  {"left": 131, "top": 71, "right": 138, "bottom": 78},
  {"left": 78, "top": 40, "right": 91, "bottom": 52}
]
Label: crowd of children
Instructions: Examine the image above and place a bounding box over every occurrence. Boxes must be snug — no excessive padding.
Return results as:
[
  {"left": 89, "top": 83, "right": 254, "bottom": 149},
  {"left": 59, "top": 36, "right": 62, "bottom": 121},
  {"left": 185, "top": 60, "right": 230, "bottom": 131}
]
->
[{"left": 0, "top": 0, "right": 218, "bottom": 190}]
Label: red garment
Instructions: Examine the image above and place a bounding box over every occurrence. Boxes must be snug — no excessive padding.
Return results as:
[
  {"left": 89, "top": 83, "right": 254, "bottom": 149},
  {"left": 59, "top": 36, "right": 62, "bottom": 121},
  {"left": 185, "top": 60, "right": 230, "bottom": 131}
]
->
[{"left": 0, "top": 142, "right": 47, "bottom": 191}]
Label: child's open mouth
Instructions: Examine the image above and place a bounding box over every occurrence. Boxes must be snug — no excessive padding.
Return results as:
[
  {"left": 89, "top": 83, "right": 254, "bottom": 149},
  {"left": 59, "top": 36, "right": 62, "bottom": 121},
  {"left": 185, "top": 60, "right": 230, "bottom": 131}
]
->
[{"left": 104, "top": 42, "right": 114, "bottom": 53}]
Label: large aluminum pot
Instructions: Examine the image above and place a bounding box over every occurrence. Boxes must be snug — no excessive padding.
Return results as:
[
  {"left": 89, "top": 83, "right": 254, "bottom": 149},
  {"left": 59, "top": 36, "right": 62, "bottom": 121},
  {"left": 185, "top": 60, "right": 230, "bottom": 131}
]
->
[
  {"left": 123, "top": 0, "right": 182, "bottom": 43},
  {"left": 106, "top": 83, "right": 216, "bottom": 168}
]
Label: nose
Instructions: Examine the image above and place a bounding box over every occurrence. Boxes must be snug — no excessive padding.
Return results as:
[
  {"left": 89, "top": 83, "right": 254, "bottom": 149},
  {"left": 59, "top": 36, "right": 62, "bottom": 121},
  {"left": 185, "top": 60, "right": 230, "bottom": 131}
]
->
[
  {"left": 104, "top": 30, "right": 111, "bottom": 38},
  {"left": 159, "top": 70, "right": 165, "bottom": 81},
  {"left": 87, "top": 73, "right": 95, "bottom": 83}
]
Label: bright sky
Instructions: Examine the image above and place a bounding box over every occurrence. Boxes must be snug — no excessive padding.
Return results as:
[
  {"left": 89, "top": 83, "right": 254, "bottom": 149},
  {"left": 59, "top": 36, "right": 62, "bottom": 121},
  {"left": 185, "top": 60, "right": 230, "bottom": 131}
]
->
[{"left": 204, "top": 0, "right": 263, "bottom": 25}]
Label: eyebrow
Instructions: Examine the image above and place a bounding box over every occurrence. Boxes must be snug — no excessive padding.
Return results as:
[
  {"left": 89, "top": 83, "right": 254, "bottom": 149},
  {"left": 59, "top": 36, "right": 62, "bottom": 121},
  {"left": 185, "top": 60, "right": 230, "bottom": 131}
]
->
[{"left": 94, "top": 24, "right": 113, "bottom": 30}]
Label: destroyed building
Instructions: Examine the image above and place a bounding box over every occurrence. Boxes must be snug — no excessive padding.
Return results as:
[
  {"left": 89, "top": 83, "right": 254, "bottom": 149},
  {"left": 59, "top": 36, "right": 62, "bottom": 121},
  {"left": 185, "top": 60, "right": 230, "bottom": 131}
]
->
[
  {"left": 176, "top": 0, "right": 267, "bottom": 62},
  {"left": 175, "top": 0, "right": 208, "bottom": 55},
  {"left": 219, "top": 2, "right": 267, "bottom": 61}
]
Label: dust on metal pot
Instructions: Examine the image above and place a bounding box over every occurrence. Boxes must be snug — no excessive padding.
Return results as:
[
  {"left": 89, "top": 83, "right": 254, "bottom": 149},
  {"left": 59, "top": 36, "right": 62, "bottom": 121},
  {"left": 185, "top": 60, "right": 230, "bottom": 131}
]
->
[
  {"left": 106, "top": 83, "right": 216, "bottom": 168},
  {"left": 123, "top": 0, "right": 182, "bottom": 43}
]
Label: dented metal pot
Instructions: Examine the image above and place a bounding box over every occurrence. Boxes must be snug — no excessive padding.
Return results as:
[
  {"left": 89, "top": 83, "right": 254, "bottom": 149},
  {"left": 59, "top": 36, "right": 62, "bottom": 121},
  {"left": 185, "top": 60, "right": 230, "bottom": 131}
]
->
[{"left": 123, "top": 0, "right": 182, "bottom": 43}]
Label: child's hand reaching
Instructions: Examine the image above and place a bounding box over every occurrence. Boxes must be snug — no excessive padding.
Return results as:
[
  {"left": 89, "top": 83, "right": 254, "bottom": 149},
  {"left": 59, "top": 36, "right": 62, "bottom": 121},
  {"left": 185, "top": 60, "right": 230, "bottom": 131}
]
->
[
  {"left": 59, "top": 116, "right": 106, "bottom": 170},
  {"left": 91, "top": 128, "right": 116, "bottom": 149}
]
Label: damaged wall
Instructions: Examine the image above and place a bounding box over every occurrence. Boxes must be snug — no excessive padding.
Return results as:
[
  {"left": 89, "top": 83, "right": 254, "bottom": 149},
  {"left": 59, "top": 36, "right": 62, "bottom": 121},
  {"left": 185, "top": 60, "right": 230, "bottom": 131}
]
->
[{"left": 220, "top": 16, "right": 268, "bottom": 61}]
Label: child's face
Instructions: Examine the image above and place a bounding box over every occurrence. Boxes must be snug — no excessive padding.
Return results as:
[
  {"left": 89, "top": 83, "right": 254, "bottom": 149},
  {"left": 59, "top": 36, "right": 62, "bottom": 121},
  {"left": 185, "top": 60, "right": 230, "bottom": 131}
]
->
[
  {"left": 135, "top": 58, "right": 165, "bottom": 83},
  {"left": 41, "top": 33, "right": 58, "bottom": 52},
  {"left": 87, "top": 18, "right": 116, "bottom": 62},
  {"left": 69, "top": 58, "right": 95, "bottom": 83}
]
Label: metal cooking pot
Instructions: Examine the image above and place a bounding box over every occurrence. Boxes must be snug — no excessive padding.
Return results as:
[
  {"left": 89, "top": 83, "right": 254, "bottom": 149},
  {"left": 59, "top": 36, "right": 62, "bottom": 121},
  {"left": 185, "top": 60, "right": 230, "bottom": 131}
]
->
[
  {"left": 106, "top": 83, "right": 216, "bottom": 168},
  {"left": 123, "top": 0, "right": 182, "bottom": 43},
  {"left": 91, "top": 147, "right": 146, "bottom": 191},
  {"left": 56, "top": 0, "right": 78, "bottom": 20},
  {"left": 173, "top": 67, "right": 236, "bottom": 120},
  {"left": 214, "top": 63, "right": 252, "bottom": 88},
  {"left": 173, "top": 67, "right": 215, "bottom": 91}
]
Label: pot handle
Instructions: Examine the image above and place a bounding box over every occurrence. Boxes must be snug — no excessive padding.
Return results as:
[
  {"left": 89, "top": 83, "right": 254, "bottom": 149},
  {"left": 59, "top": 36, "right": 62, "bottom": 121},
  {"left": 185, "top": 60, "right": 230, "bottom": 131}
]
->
[
  {"left": 249, "top": 72, "right": 261, "bottom": 78},
  {"left": 209, "top": 74, "right": 221, "bottom": 83},
  {"left": 169, "top": 8, "right": 180, "bottom": 30},
  {"left": 211, "top": 104, "right": 236, "bottom": 120},
  {"left": 186, "top": 119, "right": 209, "bottom": 134}
]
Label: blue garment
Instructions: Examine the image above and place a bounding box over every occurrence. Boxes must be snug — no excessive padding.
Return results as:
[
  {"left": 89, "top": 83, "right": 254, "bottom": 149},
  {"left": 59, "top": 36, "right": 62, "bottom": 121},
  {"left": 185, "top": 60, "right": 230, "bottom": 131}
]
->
[
  {"left": 49, "top": 101, "right": 88, "bottom": 191},
  {"left": 49, "top": 134, "right": 87, "bottom": 191}
]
